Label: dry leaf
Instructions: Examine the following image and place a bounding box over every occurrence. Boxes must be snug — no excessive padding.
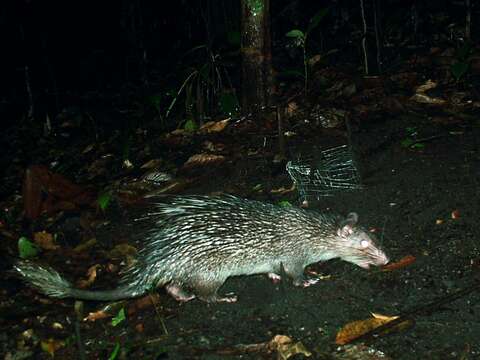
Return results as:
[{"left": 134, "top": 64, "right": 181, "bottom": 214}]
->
[
  {"left": 73, "top": 238, "right": 97, "bottom": 252},
  {"left": 41, "top": 338, "right": 65, "bottom": 357},
  {"left": 109, "top": 243, "right": 138, "bottom": 258},
  {"left": 84, "top": 309, "right": 111, "bottom": 322},
  {"left": 33, "top": 231, "right": 59, "bottom": 250},
  {"left": 140, "top": 159, "right": 163, "bottom": 169},
  {"left": 415, "top": 79, "right": 438, "bottom": 93},
  {"left": 269, "top": 335, "right": 312, "bottom": 359},
  {"left": 337, "top": 344, "right": 392, "bottom": 360},
  {"left": 382, "top": 255, "right": 416, "bottom": 271},
  {"left": 198, "top": 118, "right": 230, "bottom": 133},
  {"left": 336, "top": 314, "right": 398, "bottom": 345},
  {"left": 202, "top": 140, "right": 226, "bottom": 152},
  {"left": 270, "top": 184, "right": 296, "bottom": 195},
  {"left": 451, "top": 209, "right": 460, "bottom": 219},
  {"left": 410, "top": 93, "right": 446, "bottom": 105},
  {"left": 182, "top": 153, "right": 226, "bottom": 168},
  {"left": 77, "top": 264, "right": 101, "bottom": 288},
  {"left": 82, "top": 143, "right": 95, "bottom": 154},
  {"left": 135, "top": 323, "right": 145, "bottom": 333}
]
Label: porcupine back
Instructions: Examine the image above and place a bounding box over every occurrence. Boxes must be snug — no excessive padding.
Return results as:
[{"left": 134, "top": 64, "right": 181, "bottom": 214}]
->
[{"left": 14, "top": 195, "right": 388, "bottom": 303}]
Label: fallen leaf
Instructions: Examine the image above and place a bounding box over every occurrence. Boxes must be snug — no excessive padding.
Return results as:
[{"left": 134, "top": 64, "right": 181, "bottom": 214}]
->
[
  {"left": 182, "top": 153, "right": 226, "bottom": 168},
  {"left": 140, "top": 159, "right": 163, "bottom": 169},
  {"left": 451, "top": 209, "right": 460, "bottom": 219},
  {"left": 109, "top": 243, "right": 138, "bottom": 258},
  {"left": 415, "top": 79, "right": 438, "bottom": 93},
  {"left": 382, "top": 255, "right": 416, "bottom": 271},
  {"left": 77, "top": 264, "right": 101, "bottom": 288},
  {"left": 198, "top": 118, "right": 230, "bottom": 133},
  {"left": 337, "top": 344, "right": 393, "bottom": 359},
  {"left": 336, "top": 313, "right": 400, "bottom": 345},
  {"left": 41, "top": 338, "right": 65, "bottom": 357},
  {"left": 84, "top": 309, "right": 111, "bottom": 322},
  {"left": 135, "top": 323, "right": 144, "bottom": 333},
  {"left": 33, "top": 231, "right": 58, "bottom": 250},
  {"left": 270, "top": 184, "right": 296, "bottom": 195},
  {"left": 23, "top": 165, "right": 96, "bottom": 220},
  {"left": 82, "top": 143, "right": 95, "bottom": 154},
  {"left": 269, "top": 335, "right": 312, "bottom": 359},
  {"left": 73, "top": 238, "right": 97, "bottom": 252},
  {"left": 410, "top": 93, "right": 446, "bottom": 105}
]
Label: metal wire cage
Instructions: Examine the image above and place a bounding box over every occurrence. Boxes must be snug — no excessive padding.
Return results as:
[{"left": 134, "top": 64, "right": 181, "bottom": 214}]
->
[{"left": 286, "top": 145, "right": 362, "bottom": 201}]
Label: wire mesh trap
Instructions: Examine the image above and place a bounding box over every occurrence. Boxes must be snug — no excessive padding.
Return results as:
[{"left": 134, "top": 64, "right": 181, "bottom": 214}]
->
[{"left": 286, "top": 145, "right": 362, "bottom": 201}]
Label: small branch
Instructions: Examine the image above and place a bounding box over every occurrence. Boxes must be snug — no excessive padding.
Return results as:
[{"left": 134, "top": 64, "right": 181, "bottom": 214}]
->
[
  {"left": 359, "top": 0, "right": 369, "bottom": 75},
  {"left": 353, "top": 281, "right": 480, "bottom": 344},
  {"left": 24, "top": 65, "right": 34, "bottom": 121}
]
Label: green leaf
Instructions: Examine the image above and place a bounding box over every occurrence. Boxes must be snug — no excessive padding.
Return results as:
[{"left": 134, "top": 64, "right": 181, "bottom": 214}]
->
[
  {"left": 252, "top": 184, "right": 263, "bottom": 191},
  {"left": 451, "top": 61, "right": 469, "bottom": 81},
  {"left": 219, "top": 92, "right": 239, "bottom": 115},
  {"left": 18, "top": 237, "right": 39, "bottom": 259},
  {"left": 278, "top": 200, "right": 292, "bottom": 207},
  {"left": 246, "top": 0, "right": 264, "bottom": 14},
  {"left": 400, "top": 138, "right": 414, "bottom": 148},
  {"left": 286, "top": 29, "right": 305, "bottom": 39},
  {"left": 108, "top": 342, "right": 121, "bottom": 360},
  {"left": 184, "top": 119, "right": 197, "bottom": 132},
  {"left": 306, "top": 8, "right": 329, "bottom": 35},
  {"left": 412, "top": 143, "right": 425, "bottom": 149},
  {"left": 97, "top": 192, "right": 112, "bottom": 211},
  {"left": 111, "top": 308, "right": 126, "bottom": 327}
]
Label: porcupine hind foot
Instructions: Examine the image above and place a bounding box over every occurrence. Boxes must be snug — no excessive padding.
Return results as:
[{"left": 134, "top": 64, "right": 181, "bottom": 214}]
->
[
  {"left": 165, "top": 283, "right": 196, "bottom": 302},
  {"left": 194, "top": 279, "right": 237, "bottom": 303}
]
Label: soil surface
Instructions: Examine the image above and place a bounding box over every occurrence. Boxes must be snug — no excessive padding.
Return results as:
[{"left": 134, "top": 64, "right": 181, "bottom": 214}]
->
[{"left": 1, "top": 113, "right": 480, "bottom": 359}]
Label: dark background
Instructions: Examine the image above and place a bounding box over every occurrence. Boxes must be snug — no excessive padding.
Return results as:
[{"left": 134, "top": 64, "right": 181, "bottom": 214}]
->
[{"left": 1, "top": 0, "right": 475, "bottom": 123}]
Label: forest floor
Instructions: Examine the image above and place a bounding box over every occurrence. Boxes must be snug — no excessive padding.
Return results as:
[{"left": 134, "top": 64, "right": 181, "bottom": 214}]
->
[{"left": 1, "top": 107, "right": 480, "bottom": 359}]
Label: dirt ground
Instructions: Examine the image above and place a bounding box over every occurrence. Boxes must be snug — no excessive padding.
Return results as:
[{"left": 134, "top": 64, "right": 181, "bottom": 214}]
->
[{"left": 1, "top": 112, "right": 480, "bottom": 359}]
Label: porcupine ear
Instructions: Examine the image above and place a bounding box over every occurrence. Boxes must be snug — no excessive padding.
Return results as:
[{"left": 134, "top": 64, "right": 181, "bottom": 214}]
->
[{"left": 338, "top": 212, "right": 358, "bottom": 237}]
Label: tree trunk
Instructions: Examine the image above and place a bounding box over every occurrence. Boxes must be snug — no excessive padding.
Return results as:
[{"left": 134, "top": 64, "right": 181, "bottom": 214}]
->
[{"left": 240, "top": 0, "right": 273, "bottom": 115}]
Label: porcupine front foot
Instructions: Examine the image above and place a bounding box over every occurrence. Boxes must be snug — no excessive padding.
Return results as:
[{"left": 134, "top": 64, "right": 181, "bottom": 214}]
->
[
  {"left": 268, "top": 273, "right": 282, "bottom": 283},
  {"left": 285, "top": 263, "right": 320, "bottom": 288}
]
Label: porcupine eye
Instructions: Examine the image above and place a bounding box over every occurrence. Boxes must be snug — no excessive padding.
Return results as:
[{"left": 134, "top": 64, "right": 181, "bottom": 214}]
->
[{"left": 360, "top": 239, "right": 370, "bottom": 248}]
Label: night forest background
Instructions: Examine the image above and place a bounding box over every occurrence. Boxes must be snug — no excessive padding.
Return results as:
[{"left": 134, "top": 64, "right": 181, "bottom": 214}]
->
[{"left": 1, "top": 0, "right": 480, "bottom": 359}]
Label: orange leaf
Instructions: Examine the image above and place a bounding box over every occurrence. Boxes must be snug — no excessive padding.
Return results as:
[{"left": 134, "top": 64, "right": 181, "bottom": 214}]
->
[
  {"left": 382, "top": 255, "right": 416, "bottom": 271},
  {"left": 41, "top": 338, "right": 65, "bottom": 356},
  {"left": 336, "top": 314, "right": 397, "bottom": 345},
  {"left": 84, "top": 310, "right": 110, "bottom": 322},
  {"left": 33, "top": 231, "right": 59, "bottom": 250},
  {"left": 451, "top": 209, "right": 460, "bottom": 219}
]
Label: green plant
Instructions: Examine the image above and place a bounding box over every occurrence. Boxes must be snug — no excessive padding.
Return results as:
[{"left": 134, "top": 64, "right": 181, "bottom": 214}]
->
[
  {"left": 401, "top": 127, "right": 425, "bottom": 149},
  {"left": 451, "top": 42, "right": 473, "bottom": 82},
  {"left": 18, "top": 237, "right": 39, "bottom": 259},
  {"left": 111, "top": 308, "right": 126, "bottom": 327},
  {"left": 108, "top": 342, "right": 121, "bottom": 360},
  {"left": 285, "top": 8, "right": 329, "bottom": 94},
  {"left": 97, "top": 191, "right": 112, "bottom": 211},
  {"left": 165, "top": 45, "right": 239, "bottom": 127}
]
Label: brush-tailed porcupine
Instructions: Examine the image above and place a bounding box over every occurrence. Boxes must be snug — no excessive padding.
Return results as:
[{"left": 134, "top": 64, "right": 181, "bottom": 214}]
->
[{"left": 14, "top": 195, "right": 388, "bottom": 303}]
